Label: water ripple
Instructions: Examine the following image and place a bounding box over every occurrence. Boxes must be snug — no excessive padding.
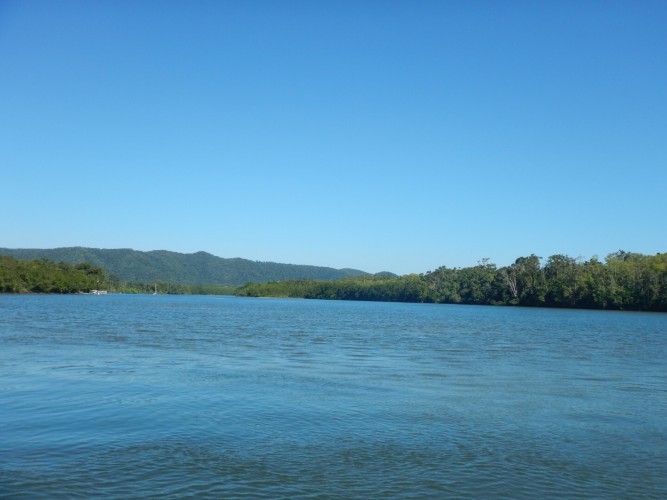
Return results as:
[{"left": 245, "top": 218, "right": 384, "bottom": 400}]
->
[{"left": 1, "top": 295, "right": 666, "bottom": 498}]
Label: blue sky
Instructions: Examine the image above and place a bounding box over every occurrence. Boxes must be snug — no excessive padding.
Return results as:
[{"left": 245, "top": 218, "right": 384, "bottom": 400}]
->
[{"left": 1, "top": 1, "right": 665, "bottom": 275}]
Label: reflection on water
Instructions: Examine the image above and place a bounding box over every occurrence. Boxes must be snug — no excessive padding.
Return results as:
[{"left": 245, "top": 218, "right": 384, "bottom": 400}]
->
[{"left": 1, "top": 295, "right": 666, "bottom": 498}]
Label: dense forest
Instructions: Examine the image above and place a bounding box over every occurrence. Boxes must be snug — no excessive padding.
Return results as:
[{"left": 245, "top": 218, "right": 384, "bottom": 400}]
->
[
  {"left": 0, "top": 256, "right": 237, "bottom": 295},
  {"left": 107, "top": 279, "right": 237, "bottom": 295},
  {"left": 0, "top": 247, "right": 370, "bottom": 285},
  {"left": 0, "top": 256, "right": 107, "bottom": 293},
  {"left": 235, "top": 252, "right": 667, "bottom": 312},
  {"left": 4, "top": 251, "right": 666, "bottom": 312}
]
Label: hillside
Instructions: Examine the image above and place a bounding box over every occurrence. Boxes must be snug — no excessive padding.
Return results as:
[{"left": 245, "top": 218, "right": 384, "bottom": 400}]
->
[{"left": 0, "top": 247, "right": 370, "bottom": 286}]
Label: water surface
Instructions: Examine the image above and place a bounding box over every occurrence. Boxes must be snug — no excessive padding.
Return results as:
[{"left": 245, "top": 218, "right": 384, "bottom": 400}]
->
[{"left": 1, "top": 295, "right": 666, "bottom": 498}]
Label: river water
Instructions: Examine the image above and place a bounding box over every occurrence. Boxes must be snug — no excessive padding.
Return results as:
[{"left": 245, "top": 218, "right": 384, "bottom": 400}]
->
[{"left": 1, "top": 294, "right": 666, "bottom": 498}]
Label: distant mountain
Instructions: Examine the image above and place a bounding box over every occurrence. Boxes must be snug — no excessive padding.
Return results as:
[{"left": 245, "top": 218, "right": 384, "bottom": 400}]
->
[{"left": 0, "top": 247, "right": 372, "bottom": 286}]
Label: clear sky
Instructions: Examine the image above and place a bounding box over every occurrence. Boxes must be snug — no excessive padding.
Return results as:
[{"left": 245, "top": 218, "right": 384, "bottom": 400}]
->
[{"left": 1, "top": 1, "right": 665, "bottom": 275}]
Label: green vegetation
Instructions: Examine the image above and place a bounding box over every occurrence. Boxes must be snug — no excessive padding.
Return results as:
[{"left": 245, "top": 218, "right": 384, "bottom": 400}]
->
[
  {"left": 0, "top": 256, "right": 239, "bottom": 295},
  {"left": 109, "top": 281, "right": 237, "bottom": 295},
  {"left": 0, "top": 247, "right": 369, "bottom": 285},
  {"left": 3, "top": 250, "right": 666, "bottom": 311},
  {"left": 235, "top": 252, "right": 667, "bottom": 312},
  {"left": 0, "top": 256, "right": 107, "bottom": 293}
]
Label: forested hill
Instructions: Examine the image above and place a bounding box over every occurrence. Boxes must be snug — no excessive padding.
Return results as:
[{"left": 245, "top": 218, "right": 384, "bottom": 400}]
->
[{"left": 0, "top": 247, "right": 370, "bottom": 285}]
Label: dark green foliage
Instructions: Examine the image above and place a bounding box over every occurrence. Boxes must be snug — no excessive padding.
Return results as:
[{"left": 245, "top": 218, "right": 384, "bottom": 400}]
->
[
  {"left": 4, "top": 249, "right": 666, "bottom": 310},
  {"left": 0, "top": 247, "right": 368, "bottom": 286},
  {"left": 235, "top": 252, "right": 667, "bottom": 312},
  {"left": 502, "top": 254, "right": 547, "bottom": 306},
  {"left": 187, "top": 284, "right": 238, "bottom": 295},
  {"left": 0, "top": 256, "right": 106, "bottom": 293},
  {"left": 0, "top": 256, "right": 241, "bottom": 296},
  {"left": 99, "top": 281, "right": 237, "bottom": 295},
  {"left": 543, "top": 254, "right": 580, "bottom": 307}
]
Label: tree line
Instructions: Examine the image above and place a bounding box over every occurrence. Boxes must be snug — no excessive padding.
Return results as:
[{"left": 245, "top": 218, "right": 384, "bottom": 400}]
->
[
  {"left": 4, "top": 251, "right": 666, "bottom": 311},
  {"left": 106, "top": 278, "right": 236, "bottom": 295},
  {"left": 235, "top": 252, "right": 667, "bottom": 312},
  {"left": 0, "top": 256, "right": 107, "bottom": 293},
  {"left": 0, "top": 256, "right": 236, "bottom": 295}
]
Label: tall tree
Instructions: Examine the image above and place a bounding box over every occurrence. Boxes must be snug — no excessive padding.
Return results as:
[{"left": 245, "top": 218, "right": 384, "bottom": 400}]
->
[{"left": 544, "top": 254, "right": 579, "bottom": 307}]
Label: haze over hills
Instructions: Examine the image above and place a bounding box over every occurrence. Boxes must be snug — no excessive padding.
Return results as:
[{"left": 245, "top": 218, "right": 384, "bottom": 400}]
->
[{"left": 0, "top": 247, "right": 383, "bottom": 286}]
